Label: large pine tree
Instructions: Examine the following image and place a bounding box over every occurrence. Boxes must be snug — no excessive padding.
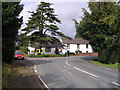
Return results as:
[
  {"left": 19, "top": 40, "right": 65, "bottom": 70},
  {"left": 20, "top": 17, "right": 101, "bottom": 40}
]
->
[{"left": 22, "top": 1, "right": 69, "bottom": 48}]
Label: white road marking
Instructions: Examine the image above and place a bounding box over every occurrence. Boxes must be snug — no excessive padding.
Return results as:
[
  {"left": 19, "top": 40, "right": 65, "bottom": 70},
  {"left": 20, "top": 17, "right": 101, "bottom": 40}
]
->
[
  {"left": 64, "top": 66, "right": 67, "bottom": 68},
  {"left": 33, "top": 68, "right": 49, "bottom": 89},
  {"left": 34, "top": 69, "right": 37, "bottom": 73},
  {"left": 64, "top": 69, "right": 67, "bottom": 72},
  {"left": 62, "top": 69, "right": 73, "bottom": 75},
  {"left": 105, "top": 68, "right": 111, "bottom": 70},
  {"left": 89, "top": 76, "right": 99, "bottom": 80},
  {"left": 66, "top": 60, "right": 71, "bottom": 66},
  {"left": 112, "top": 82, "right": 120, "bottom": 87},
  {"left": 74, "top": 67, "right": 99, "bottom": 78},
  {"left": 38, "top": 76, "right": 49, "bottom": 89}
]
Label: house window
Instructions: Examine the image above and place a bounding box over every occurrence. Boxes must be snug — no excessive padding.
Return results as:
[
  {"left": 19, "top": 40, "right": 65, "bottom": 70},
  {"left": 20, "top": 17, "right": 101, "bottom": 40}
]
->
[
  {"left": 45, "top": 47, "right": 51, "bottom": 52},
  {"left": 67, "top": 44, "right": 70, "bottom": 49},
  {"left": 86, "top": 44, "right": 89, "bottom": 48},
  {"left": 77, "top": 44, "right": 79, "bottom": 49}
]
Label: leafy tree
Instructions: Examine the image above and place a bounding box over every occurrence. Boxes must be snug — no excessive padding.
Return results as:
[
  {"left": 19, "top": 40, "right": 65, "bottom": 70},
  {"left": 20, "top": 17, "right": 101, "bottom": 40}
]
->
[
  {"left": 22, "top": 1, "right": 69, "bottom": 49},
  {"left": 74, "top": 1, "right": 120, "bottom": 63},
  {"left": 73, "top": 19, "right": 81, "bottom": 38},
  {"left": 2, "top": 2, "right": 23, "bottom": 63}
]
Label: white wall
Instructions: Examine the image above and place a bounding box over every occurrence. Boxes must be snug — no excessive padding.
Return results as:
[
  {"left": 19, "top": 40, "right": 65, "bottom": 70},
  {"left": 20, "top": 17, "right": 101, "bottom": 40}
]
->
[
  {"left": 79, "top": 44, "right": 92, "bottom": 53},
  {"left": 63, "top": 44, "right": 93, "bottom": 54},
  {"left": 69, "top": 44, "right": 77, "bottom": 53}
]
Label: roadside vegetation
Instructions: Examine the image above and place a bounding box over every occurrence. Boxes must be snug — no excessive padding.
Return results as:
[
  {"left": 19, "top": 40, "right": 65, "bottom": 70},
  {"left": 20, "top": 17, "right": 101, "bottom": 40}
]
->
[
  {"left": 28, "top": 54, "right": 65, "bottom": 58},
  {"left": 2, "top": 63, "right": 33, "bottom": 88},
  {"left": 2, "top": 64, "right": 12, "bottom": 88},
  {"left": 73, "top": 1, "right": 120, "bottom": 64},
  {"left": 90, "top": 60, "right": 120, "bottom": 70}
]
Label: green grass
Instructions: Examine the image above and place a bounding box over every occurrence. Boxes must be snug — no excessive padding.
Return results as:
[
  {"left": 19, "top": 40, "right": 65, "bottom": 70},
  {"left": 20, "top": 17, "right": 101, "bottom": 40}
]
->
[
  {"left": 2, "top": 63, "right": 12, "bottom": 88},
  {"left": 2, "top": 63, "right": 32, "bottom": 88},
  {"left": 90, "top": 60, "right": 120, "bottom": 70},
  {"left": 28, "top": 54, "right": 65, "bottom": 58}
]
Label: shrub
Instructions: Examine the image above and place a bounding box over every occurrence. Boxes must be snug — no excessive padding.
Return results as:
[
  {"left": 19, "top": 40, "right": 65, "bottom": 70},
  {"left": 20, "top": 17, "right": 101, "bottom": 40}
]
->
[
  {"left": 29, "top": 54, "right": 65, "bottom": 58},
  {"left": 75, "top": 50, "right": 81, "bottom": 54},
  {"left": 98, "top": 47, "right": 120, "bottom": 64}
]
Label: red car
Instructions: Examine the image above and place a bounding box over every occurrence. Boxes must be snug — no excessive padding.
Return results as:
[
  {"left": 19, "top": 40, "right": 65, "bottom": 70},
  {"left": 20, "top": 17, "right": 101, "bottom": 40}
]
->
[{"left": 14, "top": 51, "right": 24, "bottom": 60}]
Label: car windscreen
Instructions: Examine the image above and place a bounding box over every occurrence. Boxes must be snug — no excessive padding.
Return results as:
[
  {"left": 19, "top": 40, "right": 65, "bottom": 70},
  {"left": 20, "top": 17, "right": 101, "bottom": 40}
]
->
[{"left": 15, "top": 52, "right": 23, "bottom": 55}]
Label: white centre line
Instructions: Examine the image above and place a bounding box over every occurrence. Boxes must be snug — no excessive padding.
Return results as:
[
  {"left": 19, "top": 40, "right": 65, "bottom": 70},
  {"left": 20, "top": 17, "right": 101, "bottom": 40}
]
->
[
  {"left": 74, "top": 67, "right": 99, "bottom": 78},
  {"left": 105, "top": 68, "right": 111, "bottom": 70},
  {"left": 66, "top": 60, "right": 71, "bottom": 66}
]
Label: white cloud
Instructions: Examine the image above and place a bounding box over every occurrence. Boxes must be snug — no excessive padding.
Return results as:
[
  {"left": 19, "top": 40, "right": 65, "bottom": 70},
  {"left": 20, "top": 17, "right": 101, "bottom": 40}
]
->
[
  {"left": 19, "top": 0, "right": 89, "bottom": 38},
  {"left": 20, "top": 0, "right": 90, "bottom": 3}
]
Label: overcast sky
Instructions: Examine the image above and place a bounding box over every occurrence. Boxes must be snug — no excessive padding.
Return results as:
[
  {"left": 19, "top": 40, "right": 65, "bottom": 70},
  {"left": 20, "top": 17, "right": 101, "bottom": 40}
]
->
[{"left": 19, "top": 0, "right": 90, "bottom": 38}]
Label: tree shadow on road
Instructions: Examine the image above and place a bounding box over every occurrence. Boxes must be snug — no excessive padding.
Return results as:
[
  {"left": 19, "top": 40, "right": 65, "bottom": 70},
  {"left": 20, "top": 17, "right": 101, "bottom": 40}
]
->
[
  {"left": 13, "top": 59, "right": 53, "bottom": 67},
  {"left": 80, "top": 55, "right": 98, "bottom": 61}
]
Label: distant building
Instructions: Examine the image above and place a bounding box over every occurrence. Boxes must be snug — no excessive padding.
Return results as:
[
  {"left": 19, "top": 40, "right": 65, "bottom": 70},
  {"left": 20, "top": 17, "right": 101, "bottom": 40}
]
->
[
  {"left": 27, "top": 38, "right": 93, "bottom": 55},
  {"left": 27, "top": 42, "right": 62, "bottom": 55},
  {"left": 60, "top": 38, "right": 93, "bottom": 54}
]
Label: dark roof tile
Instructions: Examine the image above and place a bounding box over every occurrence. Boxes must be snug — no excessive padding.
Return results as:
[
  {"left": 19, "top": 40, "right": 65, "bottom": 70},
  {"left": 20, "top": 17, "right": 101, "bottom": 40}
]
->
[{"left": 61, "top": 38, "right": 89, "bottom": 44}]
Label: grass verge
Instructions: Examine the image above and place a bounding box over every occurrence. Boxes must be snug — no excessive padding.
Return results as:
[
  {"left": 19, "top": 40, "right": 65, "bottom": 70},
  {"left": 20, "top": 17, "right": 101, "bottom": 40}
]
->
[
  {"left": 2, "top": 63, "right": 32, "bottom": 88},
  {"left": 90, "top": 60, "right": 120, "bottom": 70},
  {"left": 28, "top": 54, "right": 65, "bottom": 58},
  {"left": 2, "top": 64, "right": 12, "bottom": 88}
]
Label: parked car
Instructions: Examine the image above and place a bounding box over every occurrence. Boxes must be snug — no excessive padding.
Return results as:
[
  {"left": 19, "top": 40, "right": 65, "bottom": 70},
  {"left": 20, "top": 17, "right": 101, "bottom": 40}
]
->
[{"left": 14, "top": 51, "right": 24, "bottom": 60}]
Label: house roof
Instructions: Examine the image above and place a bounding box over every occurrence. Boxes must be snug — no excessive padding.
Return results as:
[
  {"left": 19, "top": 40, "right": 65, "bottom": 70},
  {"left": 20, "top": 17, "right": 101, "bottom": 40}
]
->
[
  {"left": 41, "top": 43, "right": 62, "bottom": 48},
  {"left": 61, "top": 38, "right": 89, "bottom": 44},
  {"left": 33, "top": 41, "right": 63, "bottom": 48}
]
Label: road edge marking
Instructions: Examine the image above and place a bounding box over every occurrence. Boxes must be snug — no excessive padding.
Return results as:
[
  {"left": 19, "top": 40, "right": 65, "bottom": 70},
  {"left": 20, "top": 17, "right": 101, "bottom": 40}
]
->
[
  {"left": 112, "top": 82, "right": 120, "bottom": 87},
  {"left": 33, "top": 66, "right": 50, "bottom": 90},
  {"left": 34, "top": 69, "right": 37, "bottom": 73},
  {"left": 38, "top": 76, "right": 49, "bottom": 89}
]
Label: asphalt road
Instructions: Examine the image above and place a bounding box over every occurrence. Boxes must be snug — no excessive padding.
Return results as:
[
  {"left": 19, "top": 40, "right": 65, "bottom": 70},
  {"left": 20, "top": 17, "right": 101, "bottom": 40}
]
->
[{"left": 16, "top": 56, "right": 119, "bottom": 89}]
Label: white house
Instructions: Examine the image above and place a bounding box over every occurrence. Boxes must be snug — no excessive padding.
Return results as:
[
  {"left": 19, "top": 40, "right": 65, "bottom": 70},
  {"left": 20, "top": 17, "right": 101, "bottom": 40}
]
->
[
  {"left": 60, "top": 38, "right": 93, "bottom": 54},
  {"left": 27, "top": 42, "right": 62, "bottom": 55},
  {"left": 27, "top": 38, "right": 93, "bottom": 55}
]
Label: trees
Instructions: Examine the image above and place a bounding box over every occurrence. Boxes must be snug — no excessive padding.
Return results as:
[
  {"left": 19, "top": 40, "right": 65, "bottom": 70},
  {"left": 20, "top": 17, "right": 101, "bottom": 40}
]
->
[
  {"left": 2, "top": 2, "right": 23, "bottom": 63},
  {"left": 74, "top": 1, "right": 120, "bottom": 63},
  {"left": 22, "top": 1, "right": 69, "bottom": 48}
]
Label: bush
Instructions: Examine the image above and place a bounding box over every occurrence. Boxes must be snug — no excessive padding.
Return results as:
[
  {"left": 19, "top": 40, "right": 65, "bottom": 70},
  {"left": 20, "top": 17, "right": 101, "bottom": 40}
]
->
[
  {"left": 75, "top": 50, "right": 81, "bottom": 54},
  {"left": 20, "top": 46, "right": 27, "bottom": 54},
  {"left": 98, "top": 47, "right": 120, "bottom": 64},
  {"left": 29, "top": 54, "right": 65, "bottom": 58}
]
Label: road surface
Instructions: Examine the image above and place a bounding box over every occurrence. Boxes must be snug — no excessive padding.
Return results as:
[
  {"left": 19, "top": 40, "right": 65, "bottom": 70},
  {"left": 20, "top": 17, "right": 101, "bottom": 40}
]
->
[{"left": 16, "top": 56, "right": 119, "bottom": 89}]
